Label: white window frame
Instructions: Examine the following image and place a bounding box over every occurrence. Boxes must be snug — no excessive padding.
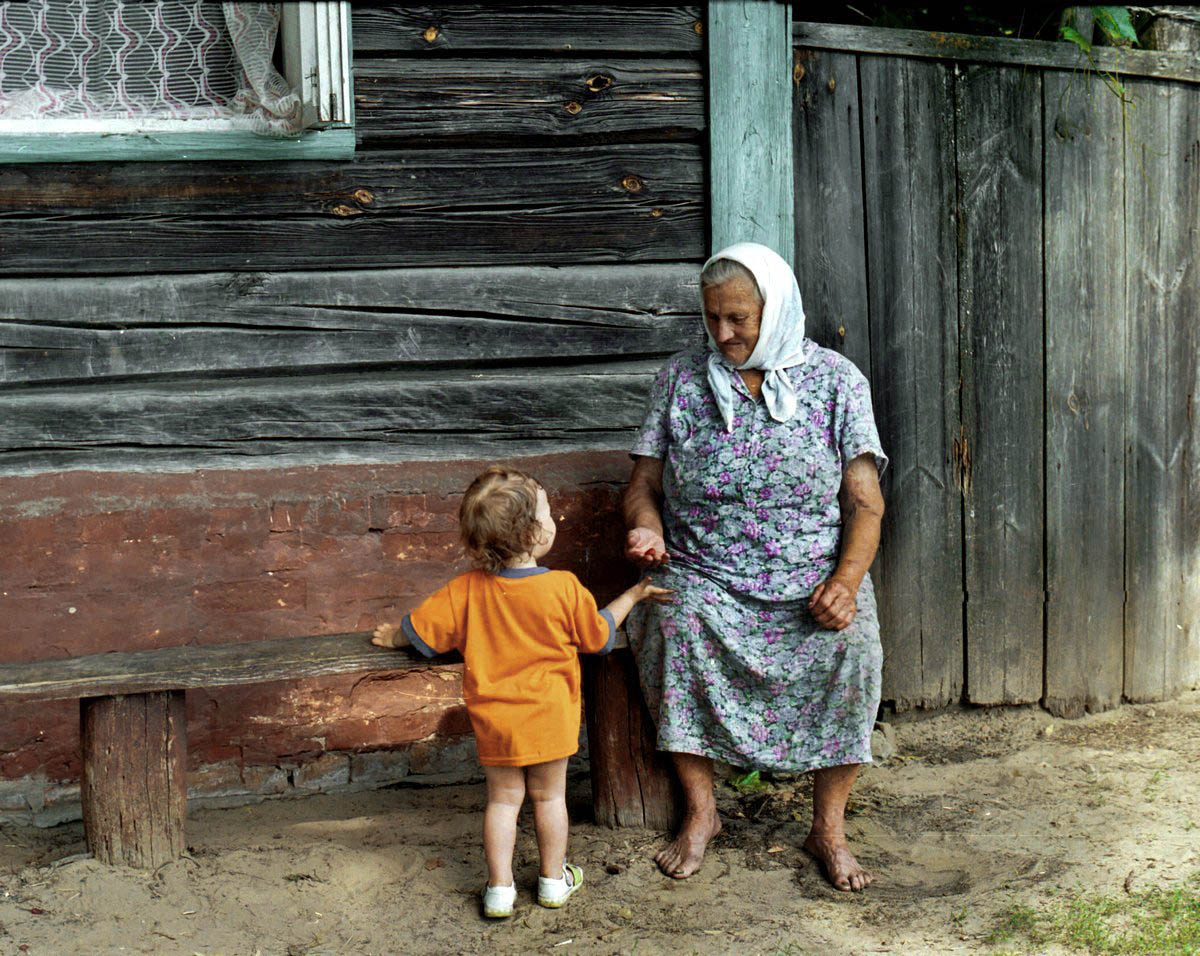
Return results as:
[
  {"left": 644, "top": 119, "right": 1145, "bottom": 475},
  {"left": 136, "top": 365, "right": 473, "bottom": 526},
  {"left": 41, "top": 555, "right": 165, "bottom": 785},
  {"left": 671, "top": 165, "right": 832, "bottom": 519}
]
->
[{"left": 0, "top": 1, "right": 354, "bottom": 163}]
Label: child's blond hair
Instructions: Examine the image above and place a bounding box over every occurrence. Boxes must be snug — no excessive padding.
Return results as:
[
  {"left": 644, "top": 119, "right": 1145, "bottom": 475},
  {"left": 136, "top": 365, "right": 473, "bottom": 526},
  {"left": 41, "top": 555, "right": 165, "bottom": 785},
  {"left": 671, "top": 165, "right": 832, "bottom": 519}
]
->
[{"left": 459, "top": 466, "right": 546, "bottom": 574}]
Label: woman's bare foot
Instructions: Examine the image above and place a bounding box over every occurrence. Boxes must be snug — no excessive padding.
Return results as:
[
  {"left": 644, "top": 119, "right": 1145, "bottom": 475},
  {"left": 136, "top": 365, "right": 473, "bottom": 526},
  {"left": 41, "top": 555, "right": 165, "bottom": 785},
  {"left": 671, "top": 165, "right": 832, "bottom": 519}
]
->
[
  {"left": 655, "top": 807, "right": 721, "bottom": 879},
  {"left": 803, "top": 832, "right": 872, "bottom": 891}
]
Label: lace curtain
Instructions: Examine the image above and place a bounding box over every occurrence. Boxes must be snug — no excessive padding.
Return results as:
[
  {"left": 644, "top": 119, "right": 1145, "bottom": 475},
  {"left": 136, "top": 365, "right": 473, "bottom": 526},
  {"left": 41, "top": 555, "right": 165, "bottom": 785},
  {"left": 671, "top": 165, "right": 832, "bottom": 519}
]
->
[{"left": 0, "top": 1, "right": 301, "bottom": 135}]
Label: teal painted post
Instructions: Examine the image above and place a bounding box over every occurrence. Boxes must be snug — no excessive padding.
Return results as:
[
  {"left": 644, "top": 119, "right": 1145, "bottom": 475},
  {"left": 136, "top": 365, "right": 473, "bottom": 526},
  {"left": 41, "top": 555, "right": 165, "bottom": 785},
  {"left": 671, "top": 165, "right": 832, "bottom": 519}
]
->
[{"left": 707, "top": 0, "right": 794, "bottom": 262}]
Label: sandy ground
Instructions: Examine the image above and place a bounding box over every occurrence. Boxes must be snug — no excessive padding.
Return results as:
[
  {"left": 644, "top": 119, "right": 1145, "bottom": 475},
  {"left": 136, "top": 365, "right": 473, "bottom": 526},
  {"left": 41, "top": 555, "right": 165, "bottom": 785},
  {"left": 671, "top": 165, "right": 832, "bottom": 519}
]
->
[{"left": 2, "top": 691, "right": 1198, "bottom": 956}]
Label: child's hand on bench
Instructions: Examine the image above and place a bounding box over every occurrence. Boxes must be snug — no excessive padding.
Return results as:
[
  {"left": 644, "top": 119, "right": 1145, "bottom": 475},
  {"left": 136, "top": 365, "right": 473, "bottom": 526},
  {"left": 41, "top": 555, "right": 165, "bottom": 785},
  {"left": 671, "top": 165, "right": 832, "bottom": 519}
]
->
[{"left": 372, "top": 622, "right": 409, "bottom": 649}]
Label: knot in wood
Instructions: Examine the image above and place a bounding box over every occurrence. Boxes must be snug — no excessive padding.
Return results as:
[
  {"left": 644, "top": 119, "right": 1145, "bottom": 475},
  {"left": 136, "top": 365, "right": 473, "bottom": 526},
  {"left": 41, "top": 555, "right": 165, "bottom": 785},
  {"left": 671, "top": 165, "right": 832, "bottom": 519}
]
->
[
  {"left": 353, "top": 188, "right": 375, "bottom": 205},
  {"left": 586, "top": 74, "right": 614, "bottom": 93},
  {"left": 423, "top": 25, "right": 439, "bottom": 43},
  {"left": 330, "top": 203, "right": 358, "bottom": 217},
  {"left": 621, "top": 175, "right": 644, "bottom": 193},
  {"left": 650, "top": 208, "right": 664, "bottom": 218},
  {"left": 693, "top": 20, "right": 703, "bottom": 35},
  {"left": 564, "top": 100, "right": 583, "bottom": 115},
  {"left": 827, "top": 76, "right": 836, "bottom": 93},
  {"left": 793, "top": 62, "right": 806, "bottom": 84}
]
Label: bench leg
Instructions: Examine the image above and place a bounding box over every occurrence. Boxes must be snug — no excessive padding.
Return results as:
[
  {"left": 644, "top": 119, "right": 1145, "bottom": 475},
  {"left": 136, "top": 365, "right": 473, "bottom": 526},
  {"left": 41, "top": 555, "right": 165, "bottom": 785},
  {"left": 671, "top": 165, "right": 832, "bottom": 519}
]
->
[
  {"left": 80, "top": 690, "right": 187, "bottom": 868},
  {"left": 583, "top": 650, "right": 682, "bottom": 830}
]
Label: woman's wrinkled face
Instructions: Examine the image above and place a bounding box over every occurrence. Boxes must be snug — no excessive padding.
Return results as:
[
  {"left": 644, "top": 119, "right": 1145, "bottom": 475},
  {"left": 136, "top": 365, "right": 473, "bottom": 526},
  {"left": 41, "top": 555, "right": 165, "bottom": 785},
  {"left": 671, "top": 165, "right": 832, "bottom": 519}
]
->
[{"left": 702, "top": 275, "right": 763, "bottom": 367}]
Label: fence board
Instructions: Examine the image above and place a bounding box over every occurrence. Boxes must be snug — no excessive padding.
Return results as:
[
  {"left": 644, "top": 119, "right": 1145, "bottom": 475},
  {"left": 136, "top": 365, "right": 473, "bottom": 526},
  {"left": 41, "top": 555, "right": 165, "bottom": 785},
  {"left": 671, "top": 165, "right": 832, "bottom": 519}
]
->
[
  {"left": 1042, "top": 72, "right": 1127, "bottom": 717},
  {"left": 0, "top": 265, "right": 700, "bottom": 384},
  {"left": 1124, "top": 78, "right": 1200, "bottom": 701},
  {"left": 794, "top": 21, "right": 1200, "bottom": 85},
  {"left": 0, "top": 145, "right": 704, "bottom": 274},
  {"left": 792, "top": 49, "right": 870, "bottom": 372},
  {"left": 355, "top": 57, "right": 704, "bottom": 144},
  {"left": 858, "top": 55, "right": 962, "bottom": 708},
  {"left": 956, "top": 64, "right": 1044, "bottom": 705},
  {"left": 353, "top": 5, "right": 703, "bottom": 54}
]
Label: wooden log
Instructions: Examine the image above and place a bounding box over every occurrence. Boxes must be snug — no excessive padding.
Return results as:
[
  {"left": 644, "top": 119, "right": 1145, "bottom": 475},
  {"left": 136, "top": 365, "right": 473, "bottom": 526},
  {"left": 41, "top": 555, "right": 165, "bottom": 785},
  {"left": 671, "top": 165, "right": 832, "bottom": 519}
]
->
[
  {"left": 708, "top": 0, "right": 794, "bottom": 261},
  {"left": 1042, "top": 70, "right": 1126, "bottom": 718},
  {"left": 0, "top": 264, "right": 700, "bottom": 384},
  {"left": 955, "top": 64, "right": 1044, "bottom": 705},
  {"left": 81, "top": 691, "right": 186, "bottom": 868},
  {"left": 352, "top": 5, "right": 704, "bottom": 54},
  {"left": 1123, "top": 77, "right": 1200, "bottom": 701},
  {"left": 0, "top": 633, "right": 437, "bottom": 703},
  {"left": 355, "top": 57, "right": 703, "bottom": 144},
  {"left": 0, "top": 145, "right": 704, "bottom": 274},
  {"left": 791, "top": 48, "right": 870, "bottom": 370},
  {"left": 793, "top": 21, "right": 1200, "bottom": 85},
  {"left": 0, "top": 360, "right": 659, "bottom": 449},
  {"left": 583, "top": 650, "right": 681, "bottom": 830},
  {"left": 0, "top": 433, "right": 642, "bottom": 477},
  {"left": 858, "top": 55, "right": 962, "bottom": 710}
]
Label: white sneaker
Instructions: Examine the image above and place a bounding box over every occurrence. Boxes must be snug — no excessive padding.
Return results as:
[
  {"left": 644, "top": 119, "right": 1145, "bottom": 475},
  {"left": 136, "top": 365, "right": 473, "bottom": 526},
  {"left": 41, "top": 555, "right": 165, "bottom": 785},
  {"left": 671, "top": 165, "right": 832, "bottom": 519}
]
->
[
  {"left": 482, "top": 882, "right": 516, "bottom": 918},
  {"left": 537, "top": 863, "right": 583, "bottom": 908}
]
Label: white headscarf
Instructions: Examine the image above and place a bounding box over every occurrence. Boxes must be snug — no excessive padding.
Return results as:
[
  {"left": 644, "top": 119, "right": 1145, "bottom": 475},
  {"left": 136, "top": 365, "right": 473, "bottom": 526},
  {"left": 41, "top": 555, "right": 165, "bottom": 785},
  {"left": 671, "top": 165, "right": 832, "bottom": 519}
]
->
[{"left": 702, "top": 242, "right": 812, "bottom": 432}]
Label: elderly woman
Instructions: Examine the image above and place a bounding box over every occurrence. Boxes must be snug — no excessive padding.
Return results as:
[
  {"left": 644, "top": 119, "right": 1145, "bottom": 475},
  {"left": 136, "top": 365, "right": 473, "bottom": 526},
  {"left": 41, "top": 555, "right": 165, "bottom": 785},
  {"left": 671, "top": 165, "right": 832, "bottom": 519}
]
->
[{"left": 623, "top": 242, "right": 886, "bottom": 892}]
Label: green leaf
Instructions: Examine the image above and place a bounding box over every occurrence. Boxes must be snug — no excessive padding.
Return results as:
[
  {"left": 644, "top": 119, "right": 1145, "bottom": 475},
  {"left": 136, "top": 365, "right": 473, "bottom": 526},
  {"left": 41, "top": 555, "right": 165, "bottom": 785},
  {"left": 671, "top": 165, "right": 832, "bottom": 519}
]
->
[
  {"left": 1059, "top": 24, "right": 1092, "bottom": 54},
  {"left": 1094, "top": 6, "right": 1139, "bottom": 45},
  {"left": 729, "top": 769, "right": 769, "bottom": 793}
]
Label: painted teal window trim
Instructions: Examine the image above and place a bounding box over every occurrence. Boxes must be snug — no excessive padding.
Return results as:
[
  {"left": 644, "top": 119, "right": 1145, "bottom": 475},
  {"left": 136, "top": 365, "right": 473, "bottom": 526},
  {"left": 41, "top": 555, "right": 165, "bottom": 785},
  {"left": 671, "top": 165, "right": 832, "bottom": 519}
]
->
[
  {"left": 0, "top": 1, "right": 354, "bottom": 165},
  {"left": 707, "top": 0, "right": 795, "bottom": 263},
  {"left": 0, "top": 127, "right": 356, "bottom": 164}
]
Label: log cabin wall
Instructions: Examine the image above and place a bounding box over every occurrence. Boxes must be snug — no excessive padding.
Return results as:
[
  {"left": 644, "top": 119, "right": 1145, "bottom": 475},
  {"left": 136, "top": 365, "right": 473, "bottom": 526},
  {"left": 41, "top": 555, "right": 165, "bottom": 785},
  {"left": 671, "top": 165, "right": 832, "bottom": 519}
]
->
[{"left": 0, "top": 4, "right": 706, "bottom": 823}]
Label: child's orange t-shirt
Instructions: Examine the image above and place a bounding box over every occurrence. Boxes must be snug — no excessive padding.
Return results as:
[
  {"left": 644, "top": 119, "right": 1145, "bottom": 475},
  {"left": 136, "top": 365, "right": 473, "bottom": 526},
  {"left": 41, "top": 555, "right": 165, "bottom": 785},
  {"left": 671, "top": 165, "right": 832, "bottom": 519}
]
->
[{"left": 402, "top": 567, "right": 615, "bottom": 767}]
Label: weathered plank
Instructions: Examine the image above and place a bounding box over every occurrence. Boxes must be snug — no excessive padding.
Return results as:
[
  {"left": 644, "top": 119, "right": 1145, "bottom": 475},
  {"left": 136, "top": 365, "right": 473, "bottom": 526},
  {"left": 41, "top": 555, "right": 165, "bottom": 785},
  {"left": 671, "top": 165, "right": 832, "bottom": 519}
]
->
[
  {"left": 583, "top": 650, "right": 682, "bottom": 830},
  {"left": 355, "top": 57, "right": 703, "bottom": 143},
  {"left": 792, "top": 48, "right": 870, "bottom": 370},
  {"left": 0, "top": 433, "right": 644, "bottom": 477},
  {"left": 0, "top": 361, "right": 662, "bottom": 474},
  {"left": 794, "top": 21, "right": 1200, "bottom": 85},
  {"left": 81, "top": 691, "right": 186, "bottom": 868},
  {"left": 0, "top": 633, "right": 437, "bottom": 703},
  {"left": 1042, "top": 71, "right": 1127, "bottom": 718},
  {"left": 0, "top": 265, "right": 701, "bottom": 384},
  {"left": 956, "top": 64, "right": 1045, "bottom": 705},
  {"left": 708, "top": 0, "right": 793, "bottom": 261},
  {"left": 0, "top": 145, "right": 704, "bottom": 274},
  {"left": 1123, "top": 77, "right": 1200, "bottom": 701},
  {"left": 858, "top": 55, "right": 962, "bottom": 710},
  {"left": 352, "top": 5, "right": 703, "bottom": 54}
]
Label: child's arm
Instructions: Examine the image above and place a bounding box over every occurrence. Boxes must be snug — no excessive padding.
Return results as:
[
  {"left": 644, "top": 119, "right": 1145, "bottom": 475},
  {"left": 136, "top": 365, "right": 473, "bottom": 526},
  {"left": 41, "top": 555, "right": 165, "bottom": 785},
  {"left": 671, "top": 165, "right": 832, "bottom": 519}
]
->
[
  {"left": 602, "top": 577, "right": 673, "bottom": 632},
  {"left": 371, "top": 621, "right": 410, "bottom": 649}
]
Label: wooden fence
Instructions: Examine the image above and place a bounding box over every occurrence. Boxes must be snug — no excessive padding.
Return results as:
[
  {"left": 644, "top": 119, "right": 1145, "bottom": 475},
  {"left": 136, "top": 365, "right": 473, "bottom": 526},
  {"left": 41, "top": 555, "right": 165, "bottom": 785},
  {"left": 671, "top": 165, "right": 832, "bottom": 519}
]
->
[{"left": 792, "top": 24, "right": 1199, "bottom": 716}]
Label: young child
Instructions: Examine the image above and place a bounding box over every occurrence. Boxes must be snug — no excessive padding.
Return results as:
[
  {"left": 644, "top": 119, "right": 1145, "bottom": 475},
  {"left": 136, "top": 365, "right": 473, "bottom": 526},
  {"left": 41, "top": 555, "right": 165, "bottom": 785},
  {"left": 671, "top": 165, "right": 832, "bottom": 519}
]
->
[{"left": 371, "top": 465, "right": 671, "bottom": 918}]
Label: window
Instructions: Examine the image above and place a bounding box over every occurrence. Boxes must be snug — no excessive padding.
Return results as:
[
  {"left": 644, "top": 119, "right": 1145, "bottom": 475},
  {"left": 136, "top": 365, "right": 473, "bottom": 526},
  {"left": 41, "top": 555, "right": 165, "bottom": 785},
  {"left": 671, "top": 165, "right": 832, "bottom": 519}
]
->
[{"left": 0, "top": 1, "right": 353, "bottom": 162}]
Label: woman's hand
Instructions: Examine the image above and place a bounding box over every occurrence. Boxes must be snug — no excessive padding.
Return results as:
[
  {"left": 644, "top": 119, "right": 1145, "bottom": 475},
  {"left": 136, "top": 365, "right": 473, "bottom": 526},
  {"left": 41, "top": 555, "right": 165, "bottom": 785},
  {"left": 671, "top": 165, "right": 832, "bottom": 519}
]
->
[
  {"left": 808, "top": 578, "right": 858, "bottom": 631},
  {"left": 626, "top": 527, "right": 670, "bottom": 567}
]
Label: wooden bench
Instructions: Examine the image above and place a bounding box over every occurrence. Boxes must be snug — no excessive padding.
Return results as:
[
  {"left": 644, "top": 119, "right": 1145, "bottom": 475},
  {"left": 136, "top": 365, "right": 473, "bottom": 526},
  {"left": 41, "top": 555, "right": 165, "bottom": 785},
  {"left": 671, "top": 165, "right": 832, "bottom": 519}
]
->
[
  {"left": 0, "top": 634, "right": 434, "bottom": 868},
  {"left": 1, "top": 634, "right": 680, "bottom": 868}
]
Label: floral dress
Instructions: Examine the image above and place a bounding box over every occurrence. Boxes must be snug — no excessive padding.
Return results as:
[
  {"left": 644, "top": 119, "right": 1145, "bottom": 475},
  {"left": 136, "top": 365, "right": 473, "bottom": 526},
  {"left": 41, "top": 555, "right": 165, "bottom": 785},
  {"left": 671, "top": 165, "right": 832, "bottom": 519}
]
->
[{"left": 626, "top": 343, "right": 887, "bottom": 772}]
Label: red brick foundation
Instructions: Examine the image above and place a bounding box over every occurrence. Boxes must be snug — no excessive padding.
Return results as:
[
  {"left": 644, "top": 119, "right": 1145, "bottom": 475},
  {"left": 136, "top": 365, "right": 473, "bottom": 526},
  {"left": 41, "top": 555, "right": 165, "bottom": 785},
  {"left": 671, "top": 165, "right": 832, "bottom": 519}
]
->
[{"left": 0, "top": 452, "right": 634, "bottom": 820}]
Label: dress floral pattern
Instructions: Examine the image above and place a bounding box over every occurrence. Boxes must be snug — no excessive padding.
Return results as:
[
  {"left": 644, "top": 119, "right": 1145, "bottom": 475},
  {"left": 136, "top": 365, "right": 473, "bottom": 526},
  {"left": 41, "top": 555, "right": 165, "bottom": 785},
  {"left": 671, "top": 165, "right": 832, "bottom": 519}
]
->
[{"left": 626, "top": 343, "right": 888, "bottom": 772}]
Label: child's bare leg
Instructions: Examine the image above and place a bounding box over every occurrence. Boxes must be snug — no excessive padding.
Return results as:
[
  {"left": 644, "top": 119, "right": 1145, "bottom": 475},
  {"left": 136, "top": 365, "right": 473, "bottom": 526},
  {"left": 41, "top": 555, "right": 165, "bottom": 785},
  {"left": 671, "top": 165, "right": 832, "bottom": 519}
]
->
[
  {"left": 525, "top": 757, "right": 570, "bottom": 878},
  {"left": 483, "top": 765, "right": 525, "bottom": 887}
]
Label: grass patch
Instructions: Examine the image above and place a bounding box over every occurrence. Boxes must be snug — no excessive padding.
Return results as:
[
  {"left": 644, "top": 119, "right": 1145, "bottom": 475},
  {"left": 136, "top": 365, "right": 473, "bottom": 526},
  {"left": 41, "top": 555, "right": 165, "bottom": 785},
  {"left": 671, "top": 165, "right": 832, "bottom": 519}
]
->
[{"left": 987, "top": 873, "right": 1200, "bottom": 954}]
